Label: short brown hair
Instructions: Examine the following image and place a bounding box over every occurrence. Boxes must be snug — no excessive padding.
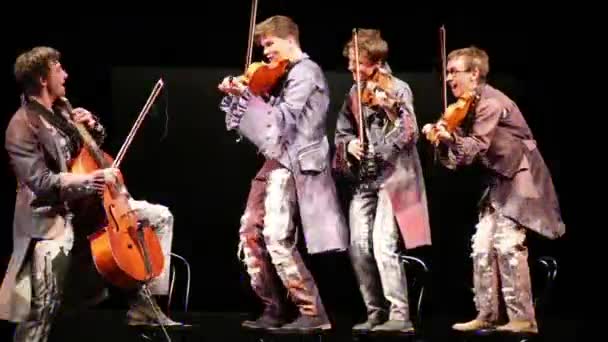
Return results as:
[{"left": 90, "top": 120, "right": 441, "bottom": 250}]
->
[
  {"left": 14, "top": 46, "right": 61, "bottom": 96},
  {"left": 447, "top": 45, "right": 489, "bottom": 82},
  {"left": 342, "top": 29, "right": 388, "bottom": 65},
  {"left": 254, "top": 15, "right": 299, "bottom": 45}
]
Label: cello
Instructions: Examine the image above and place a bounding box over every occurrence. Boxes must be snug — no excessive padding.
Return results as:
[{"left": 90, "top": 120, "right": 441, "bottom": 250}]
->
[{"left": 63, "top": 79, "right": 165, "bottom": 289}]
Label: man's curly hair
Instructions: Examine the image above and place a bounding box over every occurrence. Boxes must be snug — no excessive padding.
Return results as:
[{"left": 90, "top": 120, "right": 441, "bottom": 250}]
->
[{"left": 14, "top": 46, "right": 61, "bottom": 96}]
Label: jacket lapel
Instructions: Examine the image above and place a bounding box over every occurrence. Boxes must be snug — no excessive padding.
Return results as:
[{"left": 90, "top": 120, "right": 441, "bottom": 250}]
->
[{"left": 25, "top": 103, "right": 69, "bottom": 172}]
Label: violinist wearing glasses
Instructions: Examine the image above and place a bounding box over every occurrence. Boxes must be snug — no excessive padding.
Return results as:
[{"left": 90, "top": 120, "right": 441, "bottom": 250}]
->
[
  {"left": 333, "top": 28, "right": 431, "bottom": 334},
  {"left": 422, "top": 46, "right": 565, "bottom": 334},
  {"left": 218, "top": 15, "right": 348, "bottom": 332}
]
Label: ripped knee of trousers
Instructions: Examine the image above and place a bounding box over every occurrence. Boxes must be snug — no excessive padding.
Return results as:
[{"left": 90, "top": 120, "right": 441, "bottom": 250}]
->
[
  {"left": 263, "top": 228, "right": 297, "bottom": 263},
  {"left": 238, "top": 209, "right": 265, "bottom": 235},
  {"left": 238, "top": 228, "right": 264, "bottom": 258},
  {"left": 154, "top": 205, "right": 174, "bottom": 232},
  {"left": 494, "top": 222, "right": 527, "bottom": 256},
  {"left": 262, "top": 168, "right": 297, "bottom": 261},
  {"left": 136, "top": 203, "right": 174, "bottom": 234},
  {"left": 471, "top": 215, "right": 494, "bottom": 257},
  {"left": 239, "top": 241, "right": 263, "bottom": 276}
]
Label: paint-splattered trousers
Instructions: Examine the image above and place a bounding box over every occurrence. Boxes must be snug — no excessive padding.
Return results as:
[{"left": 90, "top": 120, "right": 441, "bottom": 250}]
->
[
  {"left": 348, "top": 184, "right": 410, "bottom": 322},
  {"left": 12, "top": 199, "right": 174, "bottom": 342},
  {"left": 238, "top": 159, "right": 327, "bottom": 318},
  {"left": 470, "top": 206, "right": 536, "bottom": 324}
]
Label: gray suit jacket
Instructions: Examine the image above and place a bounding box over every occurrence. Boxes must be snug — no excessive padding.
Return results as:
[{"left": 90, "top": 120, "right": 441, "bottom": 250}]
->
[
  {"left": 438, "top": 83, "right": 566, "bottom": 239},
  {"left": 220, "top": 53, "right": 349, "bottom": 254},
  {"left": 0, "top": 100, "right": 102, "bottom": 322},
  {"left": 334, "top": 74, "right": 432, "bottom": 249}
]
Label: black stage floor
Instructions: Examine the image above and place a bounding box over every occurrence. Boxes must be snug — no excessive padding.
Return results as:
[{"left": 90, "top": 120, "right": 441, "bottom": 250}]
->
[{"left": 0, "top": 309, "right": 584, "bottom": 342}]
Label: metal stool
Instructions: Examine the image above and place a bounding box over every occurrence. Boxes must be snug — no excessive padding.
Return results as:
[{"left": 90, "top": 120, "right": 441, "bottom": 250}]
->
[
  {"left": 534, "top": 256, "right": 558, "bottom": 311},
  {"left": 167, "top": 252, "right": 192, "bottom": 314},
  {"left": 400, "top": 254, "right": 430, "bottom": 324},
  {"left": 137, "top": 252, "right": 193, "bottom": 342}
]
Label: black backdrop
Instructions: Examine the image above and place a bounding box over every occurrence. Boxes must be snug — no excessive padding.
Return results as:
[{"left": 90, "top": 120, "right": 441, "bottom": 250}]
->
[{"left": 0, "top": 7, "right": 588, "bottom": 339}]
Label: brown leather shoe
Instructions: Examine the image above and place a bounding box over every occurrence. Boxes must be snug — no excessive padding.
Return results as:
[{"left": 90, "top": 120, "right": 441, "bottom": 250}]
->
[
  {"left": 372, "top": 319, "right": 415, "bottom": 333},
  {"left": 241, "top": 312, "right": 289, "bottom": 330},
  {"left": 495, "top": 320, "right": 538, "bottom": 334},
  {"left": 126, "top": 306, "right": 184, "bottom": 326},
  {"left": 352, "top": 317, "right": 386, "bottom": 332},
  {"left": 278, "top": 314, "right": 331, "bottom": 332},
  {"left": 452, "top": 319, "right": 496, "bottom": 331}
]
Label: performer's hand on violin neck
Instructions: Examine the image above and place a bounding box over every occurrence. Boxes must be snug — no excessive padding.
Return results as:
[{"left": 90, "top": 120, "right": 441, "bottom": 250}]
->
[
  {"left": 436, "top": 126, "right": 453, "bottom": 143},
  {"left": 421, "top": 123, "right": 433, "bottom": 136},
  {"left": 218, "top": 76, "right": 246, "bottom": 96},
  {"left": 367, "top": 83, "right": 392, "bottom": 108},
  {"left": 71, "top": 107, "right": 97, "bottom": 128},
  {"left": 422, "top": 123, "right": 453, "bottom": 144},
  {"left": 348, "top": 139, "right": 365, "bottom": 160}
]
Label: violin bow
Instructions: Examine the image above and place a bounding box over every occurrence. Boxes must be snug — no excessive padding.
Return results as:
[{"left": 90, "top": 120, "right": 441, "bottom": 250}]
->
[
  {"left": 245, "top": 0, "right": 258, "bottom": 72},
  {"left": 113, "top": 78, "right": 164, "bottom": 168},
  {"left": 353, "top": 28, "right": 365, "bottom": 144},
  {"left": 440, "top": 25, "right": 447, "bottom": 112},
  {"left": 430, "top": 25, "right": 448, "bottom": 161}
]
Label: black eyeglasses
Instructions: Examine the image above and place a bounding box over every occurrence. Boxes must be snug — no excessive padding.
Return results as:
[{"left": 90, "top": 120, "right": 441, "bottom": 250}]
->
[{"left": 447, "top": 69, "right": 470, "bottom": 75}]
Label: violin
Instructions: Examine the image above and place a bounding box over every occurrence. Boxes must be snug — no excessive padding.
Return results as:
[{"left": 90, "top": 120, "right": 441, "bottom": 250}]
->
[
  {"left": 359, "top": 66, "right": 403, "bottom": 113},
  {"left": 425, "top": 90, "right": 478, "bottom": 146},
  {"left": 227, "top": 0, "right": 289, "bottom": 96},
  {"left": 424, "top": 25, "right": 479, "bottom": 146},
  {"left": 232, "top": 58, "right": 289, "bottom": 96},
  {"left": 62, "top": 80, "right": 165, "bottom": 289}
]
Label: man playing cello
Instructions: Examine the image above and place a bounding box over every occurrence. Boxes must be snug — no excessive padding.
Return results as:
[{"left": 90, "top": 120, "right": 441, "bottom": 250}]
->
[{"left": 0, "top": 46, "right": 181, "bottom": 342}]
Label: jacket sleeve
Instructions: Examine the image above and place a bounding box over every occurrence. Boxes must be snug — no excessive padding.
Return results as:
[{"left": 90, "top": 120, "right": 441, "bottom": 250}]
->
[
  {"left": 335, "top": 90, "right": 358, "bottom": 149},
  {"left": 219, "top": 94, "right": 250, "bottom": 131},
  {"left": 245, "top": 64, "right": 320, "bottom": 134},
  {"left": 5, "top": 115, "right": 96, "bottom": 204},
  {"left": 226, "top": 62, "right": 325, "bottom": 158},
  {"left": 374, "top": 82, "right": 419, "bottom": 162},
  {"left": 437, "top": 98, "right": 503, "bottom": 169}
]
